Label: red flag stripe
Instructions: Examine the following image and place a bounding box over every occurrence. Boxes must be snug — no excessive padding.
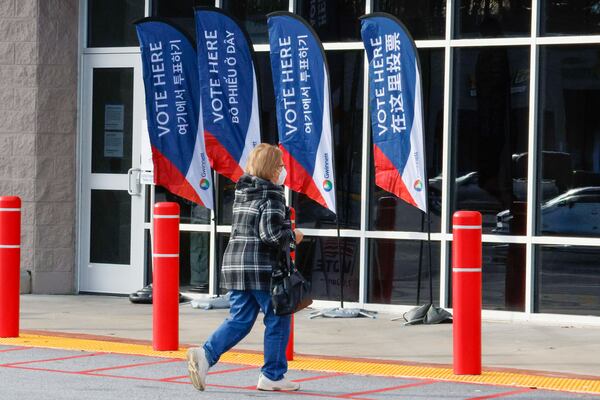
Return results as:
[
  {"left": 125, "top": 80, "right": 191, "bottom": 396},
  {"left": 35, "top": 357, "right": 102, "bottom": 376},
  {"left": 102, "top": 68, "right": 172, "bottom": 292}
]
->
[
  {"left": 152, "top": 147, "right": 203, "bottom": 205},
  {"left": 280, "top": 145, "right": 328, "bottom": 209},
  {"left": 373, "top": 144, "right": 417, "bottom": 208},
  {"left": 204, "top": 130, "right": 245, "bottom": 183}
]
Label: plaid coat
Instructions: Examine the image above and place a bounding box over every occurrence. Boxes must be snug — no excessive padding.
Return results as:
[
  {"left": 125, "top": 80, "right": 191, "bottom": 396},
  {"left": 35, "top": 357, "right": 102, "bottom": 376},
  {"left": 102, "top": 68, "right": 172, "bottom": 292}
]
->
[{"left": 221, "top": 174, "right": 294, "bottom": 291}]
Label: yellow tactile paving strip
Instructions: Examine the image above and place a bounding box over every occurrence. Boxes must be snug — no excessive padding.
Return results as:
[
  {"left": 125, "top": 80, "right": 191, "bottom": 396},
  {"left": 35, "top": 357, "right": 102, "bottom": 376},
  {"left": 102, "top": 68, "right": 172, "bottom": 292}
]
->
[{"left": 1, "top": 333, "right": 599, "bottom": 395}]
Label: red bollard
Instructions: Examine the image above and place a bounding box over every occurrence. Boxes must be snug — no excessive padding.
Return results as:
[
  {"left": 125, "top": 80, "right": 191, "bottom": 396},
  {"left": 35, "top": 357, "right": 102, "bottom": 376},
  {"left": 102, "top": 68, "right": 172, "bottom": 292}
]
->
[
  {"left": 286, "top": 207, "right": 296, "bottom": 361},
  {"left": 452, "top": 211, "right": 482, "bottom": 375},
  {"left": 152, "top": 202, "right": 180, "bottom": 351},
  {"left": 0, "top": 196, "right": 21, "bottom": 338}
]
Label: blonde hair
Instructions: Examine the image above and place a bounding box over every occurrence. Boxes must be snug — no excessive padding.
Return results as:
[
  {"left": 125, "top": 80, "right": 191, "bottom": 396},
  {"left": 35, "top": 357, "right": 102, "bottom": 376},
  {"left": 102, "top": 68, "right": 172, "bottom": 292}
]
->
[{"left": 245, "top": 143, "right": 283, "bottom": 181}]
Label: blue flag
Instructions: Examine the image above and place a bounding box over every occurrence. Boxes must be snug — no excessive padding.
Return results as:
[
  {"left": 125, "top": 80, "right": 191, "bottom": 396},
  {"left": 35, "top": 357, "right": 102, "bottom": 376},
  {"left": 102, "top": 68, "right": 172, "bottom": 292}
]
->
[
  {"left": 267, "top": 12, "right": 336, "bottom": 214},
  {"left": 195, "top": 7, "right": 261, "bottom": 183},
  {"left": 360, "top": 13, "right": 427, "bottom": 213},
  {"left": 136, "top": 18, "right": 214, "bottom": 208}
]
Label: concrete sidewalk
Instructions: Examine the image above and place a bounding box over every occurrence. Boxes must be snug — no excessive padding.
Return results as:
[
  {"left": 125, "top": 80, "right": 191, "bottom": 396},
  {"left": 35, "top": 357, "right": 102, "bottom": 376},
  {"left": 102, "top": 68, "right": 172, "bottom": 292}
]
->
[{"left": 18, "top": 295, "right": 600, "bottom": 377}]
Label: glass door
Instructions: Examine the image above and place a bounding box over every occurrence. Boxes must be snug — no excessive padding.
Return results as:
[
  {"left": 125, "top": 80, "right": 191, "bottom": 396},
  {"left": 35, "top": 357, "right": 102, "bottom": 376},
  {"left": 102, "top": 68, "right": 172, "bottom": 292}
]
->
[{"left": 79, "top": 53, "right": 147, "bottom": 294}]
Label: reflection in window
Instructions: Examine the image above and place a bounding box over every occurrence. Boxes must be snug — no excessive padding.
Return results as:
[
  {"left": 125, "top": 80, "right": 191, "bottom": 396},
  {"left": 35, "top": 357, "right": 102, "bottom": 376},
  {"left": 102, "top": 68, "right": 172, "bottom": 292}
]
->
[
  {"left": 448, "top": 243, "right": 525, "bottom": 311},
  {"left": 151, "top": 0, "right": 215, "bottom": 36},
  {"left": 296, "top": 0, "right": 364, "bottom": 42},
  {"left": 221, "top": 0, "right": 288, "bottom": 44},
  {"left": 217, "top": 52, "right": 278, "bottom": 225},
  {"left": 145, "top": 230, "right": 210, "bottom": 291},
  {"left": 536, "top": 245, "right": 600, "bottom": 316},
  {"left": 454, "top": 0, "right": 531, "bottom": 38},
  {"left": 293, "top": 51, "right": 364, "bottom": 229},
  {"left": 88, "top": 0, "right": 145, "bottom": 47},
  {"left": 368, "top": 240, "right": 440, "bottom": 305},
  {"left": 217, "top": 175, "right": 236, "bottom": 225},
  {"left": 92, "top": 69, "right": 133, "bottom": 174},
  {"left": 154, "top": 186, "right": 211, "bottom": 224},
  {"left": 296, "top": 237, "right": 359, "bottom": 302},
  {"left": 537, "top": 46, "right": 600, "bottom": 237},
  {"left": 369, "top": 49, "right": 444, "bottom": 232},
  {"left": 180, "top": 231, "right": 211, "bottom": 292},
  {"left": 541, "top": 1, "right": 600, "bottom": 36},
  {"left": 451, "top": 46, "right": 530, "bottom": 234},
  {"left": 216, "top": 234, "right": 230, "bottom": 295},
  {"left": 373, "top": 0, "right": 445, "bottom": 40}
]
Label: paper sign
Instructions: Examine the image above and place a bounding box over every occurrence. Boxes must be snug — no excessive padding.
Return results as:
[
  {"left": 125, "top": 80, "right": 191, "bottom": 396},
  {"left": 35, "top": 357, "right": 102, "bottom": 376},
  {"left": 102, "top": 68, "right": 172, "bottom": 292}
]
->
[
  {"left": 104, "top": 131, "right": 123, "bottom": 158},
  {"left": 104, "top": 104, "right": 125, "bottom": 131}
]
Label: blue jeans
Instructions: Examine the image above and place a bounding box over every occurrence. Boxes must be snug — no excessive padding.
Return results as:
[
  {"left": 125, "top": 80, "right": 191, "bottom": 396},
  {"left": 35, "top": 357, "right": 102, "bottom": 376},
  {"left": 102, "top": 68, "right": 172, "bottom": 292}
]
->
[{"left": 203, "top": 290, "right": 291, "bottom": 381}]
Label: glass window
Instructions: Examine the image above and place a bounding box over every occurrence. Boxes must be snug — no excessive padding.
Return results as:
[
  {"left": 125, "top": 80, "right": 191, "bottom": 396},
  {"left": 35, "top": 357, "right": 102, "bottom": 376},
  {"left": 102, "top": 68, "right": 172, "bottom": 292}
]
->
[
  {"left": 145, "top": 230, "right": 210, "bottom": 291},
  {"left": 296, "top": 236, "right": 359, "bottom": 302},
  {"left": 154, "top": 186, "right": 211, "bottom": 224},
  {"left": 536, "top": 245, "right": 600, "bottom": 316},
  {"left": 369, "top": 49, "right": 444, "bottom": 232},
  {"left": 448, "top": 243, "right": 526, "bottom": 311},
  {"left": 296, "top": 0, "right": 364, "bottom": 42},
  {"left": 454, "top": 0, "right": 531, "bottom": 39},
  {"left": 92, "top": 68, "right": 133, "bottom": 174},
  {"left": 152, "top": 0, "right": 215, "bottom": 37},
  {"left": 88, "top": 0, "right": 145, "bottom": 48},
  {"left": 293, "top": 50, "right": 364, "bottom": 229},
  {"left": 221, "top": 0, "right": 288, "bottom": 44},
  {"left": 541, "top": 1, "right": 600, "bottom": 36},
  {"left": 537, "top": 46, "right": 600, "bottom": 237},
  {"left": 368, "top": 239, "right": 440, "bottom": 305},
  {"left": 217, "top": 52, "right": 278, "bottom": 225},
  {"left": 451, "top": 46, "right": 530, "bottom": 235},
  {"left": 256, "top": 52, "right": 281, "bottom": 146},
  {"left": 216, "top": 234, "right": 230, "bottom": 295},
  {"left": 373, "top": 0, "right": 445, "bottom": 40},
  {"left": 217, "top": 175, "right": 236, "bottom": 225},
  {"left": 90, "top": 190, "right": 131, "bottom": 264},
  {"left": 180, "top": 231, "right": 211, "bottom": 292}
]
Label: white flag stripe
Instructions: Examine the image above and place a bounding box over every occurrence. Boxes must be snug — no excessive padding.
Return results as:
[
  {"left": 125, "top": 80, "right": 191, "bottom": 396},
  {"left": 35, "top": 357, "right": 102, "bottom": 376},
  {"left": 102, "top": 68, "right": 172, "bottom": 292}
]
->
[
  {"left": 186, "top": 100, "right": 214, "bottom": 209},
  {"left": 238, "top": 67, "right": 262, "bottom": 172},
  {"left": 310, "top": 64, "right": 336, "bottom": 214},
  {"left": 400, "top": 65, "right": 427, "bottom": 213}
]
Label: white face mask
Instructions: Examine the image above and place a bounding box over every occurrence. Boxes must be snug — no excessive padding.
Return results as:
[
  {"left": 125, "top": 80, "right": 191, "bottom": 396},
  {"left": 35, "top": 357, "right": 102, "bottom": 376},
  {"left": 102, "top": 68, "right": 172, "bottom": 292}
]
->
[{"left": 276, "top": 167, "right": 287, "bottom": 186}]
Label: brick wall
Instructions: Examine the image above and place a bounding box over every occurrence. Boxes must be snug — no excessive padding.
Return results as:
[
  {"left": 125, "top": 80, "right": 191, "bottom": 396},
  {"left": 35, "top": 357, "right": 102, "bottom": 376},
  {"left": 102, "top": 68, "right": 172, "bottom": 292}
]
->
[{"left": 0, "top": 0, "right": 78, "bottom": 293}]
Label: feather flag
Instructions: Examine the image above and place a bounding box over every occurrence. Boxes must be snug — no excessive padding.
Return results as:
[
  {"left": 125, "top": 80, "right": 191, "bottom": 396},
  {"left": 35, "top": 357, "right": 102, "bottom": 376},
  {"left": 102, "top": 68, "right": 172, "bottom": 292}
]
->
[
  {"left": 195, "top": 7, "right": 261, "bottom": 182},
  {"left": 136, "top": 18, "right": 214, "bottom": 208},
  {"left": 361, "top": 13, "right": 427, "bottom": 213},
  {"left": 267, "top": 12, "right": 336, "bottom": 214}
]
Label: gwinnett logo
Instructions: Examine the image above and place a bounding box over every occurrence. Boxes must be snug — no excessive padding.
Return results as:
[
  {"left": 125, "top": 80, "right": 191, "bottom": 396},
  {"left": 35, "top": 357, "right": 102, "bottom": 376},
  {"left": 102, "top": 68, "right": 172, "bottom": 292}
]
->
[
  {"left": 413, "top": 179, "right": 423, "bottom": 192},
  {"left": 323, "top": 180, "right": 333, "bottom": 192},
  {"left": 200, "top": 178, "right": 210, "bottom": 190}
]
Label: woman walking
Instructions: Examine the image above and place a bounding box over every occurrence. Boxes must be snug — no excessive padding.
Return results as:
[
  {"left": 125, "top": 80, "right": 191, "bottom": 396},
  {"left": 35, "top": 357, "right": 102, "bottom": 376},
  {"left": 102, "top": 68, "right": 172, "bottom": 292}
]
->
[{"left": 186, "top": 144, "right": 303, "bottom": 392}]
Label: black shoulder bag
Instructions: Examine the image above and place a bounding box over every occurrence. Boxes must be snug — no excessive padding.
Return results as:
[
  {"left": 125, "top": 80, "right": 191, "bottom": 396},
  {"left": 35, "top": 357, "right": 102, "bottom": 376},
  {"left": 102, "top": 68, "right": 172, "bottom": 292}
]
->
[{"left": 271, "top": 237, "right": 312, "bottom": 316}]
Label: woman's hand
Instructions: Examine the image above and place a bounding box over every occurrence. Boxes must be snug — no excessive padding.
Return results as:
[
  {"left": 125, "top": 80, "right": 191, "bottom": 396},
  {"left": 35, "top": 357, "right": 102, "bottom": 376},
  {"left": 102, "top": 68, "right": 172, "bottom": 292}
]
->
[{"left": 294, "top": 229, "right": 304, "bottom": 244}]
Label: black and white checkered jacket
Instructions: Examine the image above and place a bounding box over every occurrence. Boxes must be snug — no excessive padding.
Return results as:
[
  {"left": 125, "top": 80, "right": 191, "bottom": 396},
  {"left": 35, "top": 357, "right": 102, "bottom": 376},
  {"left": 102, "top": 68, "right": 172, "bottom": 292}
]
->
[{"left": 221, "top": 174, "right": 294, "bottom": 291}]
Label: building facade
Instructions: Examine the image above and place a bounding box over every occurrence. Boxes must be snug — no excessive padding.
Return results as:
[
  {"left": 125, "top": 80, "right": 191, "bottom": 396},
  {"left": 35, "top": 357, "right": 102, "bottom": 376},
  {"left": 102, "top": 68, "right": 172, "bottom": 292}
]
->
[{"left": 2, "top": 0, "right": 600, "bottom": 322}]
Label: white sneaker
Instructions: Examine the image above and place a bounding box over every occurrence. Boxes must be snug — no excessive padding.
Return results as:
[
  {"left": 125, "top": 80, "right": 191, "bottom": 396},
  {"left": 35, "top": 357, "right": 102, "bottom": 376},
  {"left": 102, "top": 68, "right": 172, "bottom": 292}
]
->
[
  {"left": 256, "top": 373, "right": 300, "bottom": 391},
  {"left": 186, "top": 347, "right": 210, "bottom": 391}
]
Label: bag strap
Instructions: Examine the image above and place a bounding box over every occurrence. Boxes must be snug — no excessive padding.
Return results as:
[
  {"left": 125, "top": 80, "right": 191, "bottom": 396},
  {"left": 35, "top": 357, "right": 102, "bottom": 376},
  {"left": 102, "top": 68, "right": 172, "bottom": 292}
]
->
[{"left": 273, "top": 234, "right": 293, "bottom": 276}]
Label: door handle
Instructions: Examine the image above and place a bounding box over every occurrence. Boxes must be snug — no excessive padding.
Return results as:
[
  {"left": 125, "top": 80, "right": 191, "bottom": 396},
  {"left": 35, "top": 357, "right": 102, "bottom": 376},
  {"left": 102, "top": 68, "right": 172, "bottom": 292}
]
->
[{"left": 128, "top": 168, "right": 142, "bottom": 196}]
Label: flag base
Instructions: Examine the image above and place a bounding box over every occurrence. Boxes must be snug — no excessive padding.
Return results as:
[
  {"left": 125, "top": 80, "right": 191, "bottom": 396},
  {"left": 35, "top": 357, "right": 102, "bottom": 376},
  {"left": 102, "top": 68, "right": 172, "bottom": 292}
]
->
[
  {"left": 128, "top": 284, "right": 191, "bottom": 304},
  {"left": 308, "top": 308, "right": 377, "bottom": 319},
  {"left": 190, "top": 293, "right": 231, "bottom": 310},
  {"left": 393, "top": 303, "right": 452, "bottom": 325}
]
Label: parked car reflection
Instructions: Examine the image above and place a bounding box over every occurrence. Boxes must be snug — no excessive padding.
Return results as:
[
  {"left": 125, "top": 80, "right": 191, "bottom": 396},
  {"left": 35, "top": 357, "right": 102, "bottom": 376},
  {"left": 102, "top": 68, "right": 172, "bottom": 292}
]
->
[{"left": 495, "top": 187, "right": 600, "bottom": 235}]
